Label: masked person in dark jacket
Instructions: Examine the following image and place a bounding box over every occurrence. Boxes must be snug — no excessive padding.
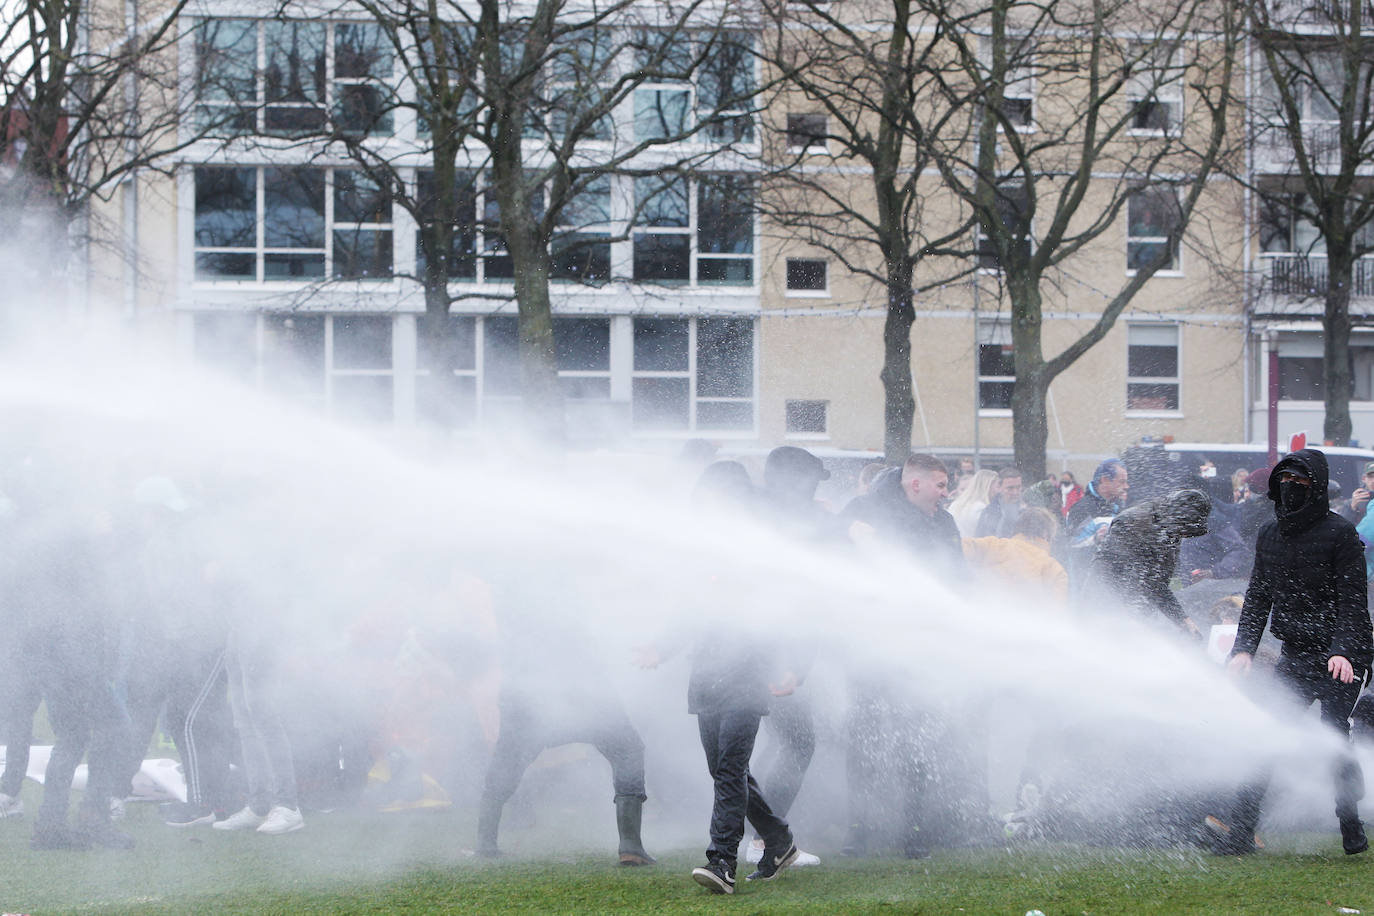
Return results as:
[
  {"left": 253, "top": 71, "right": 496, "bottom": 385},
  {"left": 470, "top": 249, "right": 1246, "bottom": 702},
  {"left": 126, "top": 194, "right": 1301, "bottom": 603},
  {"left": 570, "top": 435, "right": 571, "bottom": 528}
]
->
[
  {"left": 1083, "top": 488, "right": 1210, "bottom": 638},
  {"left": 1212, "top": 448, "right": 1373, "bottom": 856}
]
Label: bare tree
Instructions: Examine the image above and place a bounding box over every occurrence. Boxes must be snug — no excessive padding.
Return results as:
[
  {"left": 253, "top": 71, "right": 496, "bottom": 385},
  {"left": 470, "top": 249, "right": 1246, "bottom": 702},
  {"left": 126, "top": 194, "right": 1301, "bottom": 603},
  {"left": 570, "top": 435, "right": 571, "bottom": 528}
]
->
[
  {"left": 934, "top": 0, "right": 1239, "bottom": 478},
  {"left": 1247, "top": 0, "right": 1374, "bottom": 446}
]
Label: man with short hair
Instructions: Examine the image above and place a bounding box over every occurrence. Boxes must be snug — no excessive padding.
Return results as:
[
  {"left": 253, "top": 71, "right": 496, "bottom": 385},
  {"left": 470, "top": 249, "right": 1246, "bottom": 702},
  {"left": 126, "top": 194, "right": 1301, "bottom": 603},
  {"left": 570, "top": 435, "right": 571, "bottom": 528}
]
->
[
  {"left": 1212, "top": 448, "right": 1372, "bottom": 856},
  {"left": 1338, "top": 462, "right": 1374, "bottom": 524},
  {"left": 1066, "top": 459, "right": 1129, "bottom": 542},
  {"left": 976, "top": 467, "right": 1024, "bottom": 538}
]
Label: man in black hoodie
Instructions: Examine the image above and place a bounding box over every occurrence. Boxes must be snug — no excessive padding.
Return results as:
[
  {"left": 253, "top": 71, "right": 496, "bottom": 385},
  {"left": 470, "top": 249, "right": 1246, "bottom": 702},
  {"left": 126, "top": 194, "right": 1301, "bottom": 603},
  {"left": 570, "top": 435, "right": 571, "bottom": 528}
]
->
[{"left": 1213, "top": 448, "right": 1372, "bottom": 856}]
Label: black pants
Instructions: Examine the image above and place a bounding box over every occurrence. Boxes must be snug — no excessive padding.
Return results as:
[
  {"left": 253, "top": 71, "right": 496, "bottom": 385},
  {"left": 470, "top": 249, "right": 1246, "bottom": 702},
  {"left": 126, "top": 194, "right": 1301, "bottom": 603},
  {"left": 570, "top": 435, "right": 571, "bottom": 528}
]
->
[
  {"left": 0, "top": 643, "right": 41, "bottom": 798},
  {"left": 1229, "top": 650, "right": 1366, "bottom": 834},
  {"left": 477, "top": 692, "right": 646, "bottom": 848},
  {"left": 697, "top": 707, "right": 789, "bottom": 867},
  {"left": 756, "top": 691, "right": 815, "bottom": 822}
]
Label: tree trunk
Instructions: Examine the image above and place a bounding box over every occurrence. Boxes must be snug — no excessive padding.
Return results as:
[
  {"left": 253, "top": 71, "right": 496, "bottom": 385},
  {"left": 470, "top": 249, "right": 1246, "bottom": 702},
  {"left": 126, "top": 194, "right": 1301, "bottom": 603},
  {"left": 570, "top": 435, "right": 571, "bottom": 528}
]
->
[
  {"left": 880, "top": 261, "right": 916, "bottom": 463},
  {"left": 1324, "top": 247, "right": 1355, "bottom": 446},
  {"left": 508, "top": 225, "right": 564, "bottom": 443},
  {"left": 1009, "top": 277, "right": 1049, "bottom": 481}
]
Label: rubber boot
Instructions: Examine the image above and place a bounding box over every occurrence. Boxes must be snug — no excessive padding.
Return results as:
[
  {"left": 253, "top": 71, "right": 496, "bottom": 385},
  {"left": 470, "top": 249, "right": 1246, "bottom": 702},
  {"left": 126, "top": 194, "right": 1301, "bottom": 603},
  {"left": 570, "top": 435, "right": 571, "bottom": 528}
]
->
[
  {"left": 615, "top": 795, "right": 655, "bottom": 866},
  {"left": 475, "top": 796, "right": 503, "bottom": 857}
]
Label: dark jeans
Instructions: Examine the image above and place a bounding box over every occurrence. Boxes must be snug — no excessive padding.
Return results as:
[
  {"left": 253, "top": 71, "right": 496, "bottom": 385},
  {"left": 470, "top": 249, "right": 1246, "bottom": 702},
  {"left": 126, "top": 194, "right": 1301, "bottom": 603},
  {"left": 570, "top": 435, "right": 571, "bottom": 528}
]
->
[
  {"left": 477, "top": 692, "right": 646, "bottom": 848},
  {"left": 756, "top": 691, "right": 815, "bottom": 822},
  {"left": 697, "top": 707, "right": 790, "bottom": 867},
  {"left": 845, "top": 675, "right": 924, "bottom": 851},
  {"left": 1229, "top": 649, "right": 1366, "bottom": 834},
  {"left": 0, "top": 643, "right": 41, "bottom": 798}
]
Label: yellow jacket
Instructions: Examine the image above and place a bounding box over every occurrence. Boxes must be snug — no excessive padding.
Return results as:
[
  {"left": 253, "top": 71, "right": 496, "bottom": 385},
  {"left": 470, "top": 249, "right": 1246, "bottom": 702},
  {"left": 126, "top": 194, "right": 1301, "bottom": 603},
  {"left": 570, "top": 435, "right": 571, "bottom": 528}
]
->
[{"left": 961, "top": 534, "right": 1069, "bottom": 606}]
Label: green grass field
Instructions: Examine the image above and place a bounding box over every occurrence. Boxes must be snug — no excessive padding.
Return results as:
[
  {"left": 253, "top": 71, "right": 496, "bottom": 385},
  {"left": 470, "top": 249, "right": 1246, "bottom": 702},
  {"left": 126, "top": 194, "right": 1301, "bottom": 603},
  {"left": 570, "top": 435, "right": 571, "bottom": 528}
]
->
[{"left": 1, "top": 786, "right": 1372, "bottom": 916}]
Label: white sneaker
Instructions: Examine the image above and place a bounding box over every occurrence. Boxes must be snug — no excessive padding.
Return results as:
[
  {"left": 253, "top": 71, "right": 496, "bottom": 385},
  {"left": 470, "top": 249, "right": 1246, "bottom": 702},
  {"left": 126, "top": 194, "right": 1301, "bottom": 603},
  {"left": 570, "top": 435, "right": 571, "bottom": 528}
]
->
[
  {"left": 0, "top": 792, "right": 22, "bottom": 818},
  {"left": 256, "top": 805, "right": 304, "bottom": 835},
  {"left": 109, "top": 797, "right": 126, "bottom": 821},
  {"left": 744, "top": 838, "right": 764, "bottom": 864},
  {"left": 213, "top": 806, "right": 266, "bottom": 831},
  {"left": 793, "top": 849, "right": 821, "bottom": 867}
]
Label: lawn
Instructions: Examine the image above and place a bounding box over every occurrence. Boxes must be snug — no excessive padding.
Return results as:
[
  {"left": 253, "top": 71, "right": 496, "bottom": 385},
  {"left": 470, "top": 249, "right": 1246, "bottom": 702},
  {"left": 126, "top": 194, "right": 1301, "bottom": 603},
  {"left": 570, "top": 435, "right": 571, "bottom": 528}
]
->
[{"left": 0, "top": 789, "right": 1371, "bottom": 916}]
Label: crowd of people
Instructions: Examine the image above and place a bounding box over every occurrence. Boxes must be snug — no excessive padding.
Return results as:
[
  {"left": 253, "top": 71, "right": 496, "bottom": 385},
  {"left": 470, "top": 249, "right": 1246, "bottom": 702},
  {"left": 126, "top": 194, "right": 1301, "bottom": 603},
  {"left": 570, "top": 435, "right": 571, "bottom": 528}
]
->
[{"left": 0, "top": 440, "right": 1370, "bottom": 897}]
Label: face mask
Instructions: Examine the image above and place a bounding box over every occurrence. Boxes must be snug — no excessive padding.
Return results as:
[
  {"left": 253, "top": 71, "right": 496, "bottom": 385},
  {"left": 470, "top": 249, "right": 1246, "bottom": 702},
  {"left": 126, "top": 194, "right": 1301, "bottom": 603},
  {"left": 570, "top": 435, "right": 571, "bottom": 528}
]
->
[
  {"left": 1060, "top": 483, "right": 1073, "bottom": 494},
  {"left": 1279, "top": 480, "right": 1310, "bottom": 512},
  {"left": 1201, "top": 467, "right": 1217, "bottom": 478}
]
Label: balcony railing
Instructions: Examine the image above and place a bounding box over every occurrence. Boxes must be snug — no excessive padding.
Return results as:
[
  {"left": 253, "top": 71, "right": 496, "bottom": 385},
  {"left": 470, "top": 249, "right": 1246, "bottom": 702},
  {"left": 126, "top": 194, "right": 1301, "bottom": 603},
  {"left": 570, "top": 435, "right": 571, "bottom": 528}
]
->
[
  {"left": 1266, "top": 0, "right": 1374, "bottom": 25},
  {"left": 1266, "top": 254, "right": 1374, "bottom": 296}
]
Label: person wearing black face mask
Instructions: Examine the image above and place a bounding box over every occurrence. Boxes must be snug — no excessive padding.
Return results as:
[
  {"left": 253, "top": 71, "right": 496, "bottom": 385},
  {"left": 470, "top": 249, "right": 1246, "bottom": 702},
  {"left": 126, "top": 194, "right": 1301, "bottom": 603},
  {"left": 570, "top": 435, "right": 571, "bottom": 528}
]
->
[{"left": 1211, "top": 448, "right": 1373, "bottom": 857}]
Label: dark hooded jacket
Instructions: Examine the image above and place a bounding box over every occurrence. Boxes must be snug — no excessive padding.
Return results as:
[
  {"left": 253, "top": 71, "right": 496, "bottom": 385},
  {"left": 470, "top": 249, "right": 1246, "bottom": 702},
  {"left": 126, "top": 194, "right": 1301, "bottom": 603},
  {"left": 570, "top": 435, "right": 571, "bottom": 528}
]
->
[
  {"left": 1086, "top": 488, "right": 1210, "bottom": 633},
  {"left": 842, "top": 466, "right": 966, "bottom": 580},
  {"left": 1232, "top": 449, "right": 1373, "bottom": 669}
]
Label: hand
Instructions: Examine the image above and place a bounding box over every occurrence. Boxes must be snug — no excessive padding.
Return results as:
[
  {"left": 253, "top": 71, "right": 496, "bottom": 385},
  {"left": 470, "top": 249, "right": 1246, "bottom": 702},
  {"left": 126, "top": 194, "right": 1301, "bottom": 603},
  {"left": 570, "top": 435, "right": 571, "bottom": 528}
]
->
[
  {"left": 1329, "top": 655, "right": 1356, "bottom": 684},
  {"left": 1354, "top": 489, "right": 1372, "bottom": 510},
  {"left": 770, "top": 671, "right": 799, "bottom": 697},
  {"left": 631, "top": 645, "right": 660, "bottom": 670},
  {"left": 1227, "top": 652, "right": 1252, "bottom": 677}
]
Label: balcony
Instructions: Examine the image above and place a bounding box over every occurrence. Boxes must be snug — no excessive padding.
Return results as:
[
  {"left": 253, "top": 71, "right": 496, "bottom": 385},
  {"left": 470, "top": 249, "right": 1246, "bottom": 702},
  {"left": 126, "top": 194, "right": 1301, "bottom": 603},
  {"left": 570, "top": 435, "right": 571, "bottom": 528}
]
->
[
  {"left": 1265, "top": 0, "right": 1374, "bottom": 28},
  {"left": 1264, "top": 254, "right": 1374, "bottom": 297}
]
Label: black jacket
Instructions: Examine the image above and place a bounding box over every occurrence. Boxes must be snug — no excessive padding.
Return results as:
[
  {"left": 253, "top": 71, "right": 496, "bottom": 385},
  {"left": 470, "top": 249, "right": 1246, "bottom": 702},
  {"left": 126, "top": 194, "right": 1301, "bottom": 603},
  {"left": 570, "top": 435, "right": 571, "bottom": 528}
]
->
[
  {"left": 844, "top": 467, "right": 965, "bottom": 579},
  {"left": 1066, "top": 482, "right": 1122, "bottom": 541},
  {"left": 1233, "top": 449, "right": 1373, "bottom": 669}
]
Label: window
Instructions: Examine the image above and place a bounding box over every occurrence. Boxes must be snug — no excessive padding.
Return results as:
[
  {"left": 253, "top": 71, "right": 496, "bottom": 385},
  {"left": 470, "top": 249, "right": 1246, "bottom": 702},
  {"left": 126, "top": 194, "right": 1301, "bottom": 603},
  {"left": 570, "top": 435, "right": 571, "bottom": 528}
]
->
[
  {"left": 981, "top": 36, "right": 1034, "bottom": 129},
  {"left": 632, "top": 30, "right": 755, "bottom": 143},
  {"left": 977, "top": 183, "right": 1031, "bottom": 271},
  {"left": 786, "top": 258, "right": 827, "bottom": 294},
  {"left": 417, "top": 314, "right": 478, "bottom": 428},
  {"left": 1274, "top": 336, "right": 1374, "bottom": 401},
  {"left": 1126, "top": 185, "right": 1181, "bottom": 273},
  {"left": 482, "top": 317, "right": 612, "bottom": 401},
  {"left": 1127, "top": 41, "right": 1184, "bottom": 134},
  {"left": 551, "top": 176, "right": 612, "bottom": 284},
  {"left": 631, "top": 317, "right": 755, "bottom": 432},
  {"left": 331, "top": 315, "right": 394, "bottom": 423},
  {"left": 415, "top": 169, "right": 478, "bottom": 280},
  {"left": 785, "top": 399, "right": 828, "bottom": 436},
  {"left": 194, "top": 19, "right": 393, "bottom": 138},
  {"left": 698, "top": 32, "right": 755, "bottom": 142},
  {"left": 632, "top": 174, "right": 756, "bottom": 287},
  {"left": 543, "top": 30, "right": 615, "bottom": 141},
  {"left": 786, "top": 113, "right": 827, "bottom": 152},
  {"left": 1127, "top": 324, "right": 1180, "bottom": 411},
  {"left": 194, "top": 166, "right": 395, "bottom": 282},
  {"left": 977, "top": 320, "right": 1015, "bottom": 410}
]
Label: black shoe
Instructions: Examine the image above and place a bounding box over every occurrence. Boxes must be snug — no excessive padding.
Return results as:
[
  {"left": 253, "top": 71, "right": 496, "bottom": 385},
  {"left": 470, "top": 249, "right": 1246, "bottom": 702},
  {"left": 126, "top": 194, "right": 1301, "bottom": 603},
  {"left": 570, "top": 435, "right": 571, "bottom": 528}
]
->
[
  {"left": 1342, "top": 819, "right": 1368, "bottom": 855},
  {"left": 692, "top": 858, "right": 735, "bottom": 894},
  {"left": 163, "top": 803, "right": 217, "bottom": 828},
  {"left": 746, "top": 836, "right": 799, "bottom": 881},
  {"left": 30, "top": 823, "right": 93, "bottom": 851},
  {"left": 79, "top": 816, "right": 135, "bottom": 850}
]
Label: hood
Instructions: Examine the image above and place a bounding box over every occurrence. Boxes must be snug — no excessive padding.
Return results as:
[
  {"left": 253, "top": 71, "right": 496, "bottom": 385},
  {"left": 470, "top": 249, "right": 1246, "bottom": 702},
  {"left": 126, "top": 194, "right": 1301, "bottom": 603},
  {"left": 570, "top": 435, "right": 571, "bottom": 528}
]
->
[
  {"left": 1268, "top": 448, "right": 1330, "bottom": 535},
  {"left": 1157, "top": 488, "right": 1211, "bottom": 538}
]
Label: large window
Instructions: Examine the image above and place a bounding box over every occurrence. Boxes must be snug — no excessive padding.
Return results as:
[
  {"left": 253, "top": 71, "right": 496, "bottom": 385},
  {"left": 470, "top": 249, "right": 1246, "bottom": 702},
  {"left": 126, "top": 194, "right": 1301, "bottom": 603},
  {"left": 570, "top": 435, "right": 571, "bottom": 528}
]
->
[
  {"left": 977, "top": 320, "right": 1015, "bottom": 410},
  {"left": 415, "top": 169, "right": 478, "bottom": 280},
  {"left": 1127, "top": 41, "right": 1184, "bottom": 134},
  {"left": 631, "top": 317, "right": 755, "bottom": 432},
  {"left": 976, "top": 183, "right": 1031, "bottom": 271},
  {"left": 1126, "top": 323, "right": 1180, "bottom": 412},
  {"left": 1126, "top": 185, "right": 1181, "bottom": 273},
  {"left": 552, "top": 177, "right": 612, "bottom": 283},
  {"left": 194, "top": 19, "right": 394, "bottom": 137},
  {"left": 632, "top": 174, "right": 754, "bottom": 286},
  {"left": 194, "top": 167, "right": 395, "bottom": 282},
  {"left": 633, "top": 31, "right": 755, "bottom": 143},
  {"left": 482, "top": 317, "right": 612, "bottom": 401}
]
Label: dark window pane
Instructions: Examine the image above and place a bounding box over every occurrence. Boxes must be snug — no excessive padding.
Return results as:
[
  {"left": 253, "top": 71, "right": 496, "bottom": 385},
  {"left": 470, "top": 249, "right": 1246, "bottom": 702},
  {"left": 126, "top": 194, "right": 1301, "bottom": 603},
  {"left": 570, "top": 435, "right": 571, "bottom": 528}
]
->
[
  {"left": 1128, "top": 186, "right": 1179, "bottom": 237},
  {"left": 633, "top": 234, "right": 690, "bottom": 282},
  {"left": 697, "top": 318, "right": 753, "bottom": 398},
  {"left": 265, "top": 169, "right": 325, "bottom": 248},
  {"left": 632, "top": 376, "right": 690, "bottom": 430},
  {"left": 698, "top": 258, "right": 752, "bottom": 285},
  {"left": 334, "top": 84, "right": 393, "bottom": 136},
  {"left": 193, "top": 312, "right": 257, "bottom": 380},
  {"left": 698, "top": 33, "right": 754, "bottom": 112},
  {"left": 1003, "top": 97, "right": 1033, "bottom": 126},
  {"left": 195, "top": 167, "right": 256, "bottom": 248},
  {"left": 196, "top": 252, "right": 255, "bottom": 280},
  {"left": 634, "top": 89, "right": 689, "bottom": 141},
  {"left": 980, "top": 381, "right": 1015, "bottom": 409},
  {"left": 1127, "top": 240, "right": 1177, "bottom": 271},
  {"left": 551, "top": 233, "right": 611, "bottom": 283},
  {"left": 561, "top": 376, "right": 611, "bottom": 399},
  {"left": 418, "top": 315, "right": 476, "bottom": 373},
  {"left": 785, "top": 399, "right": 827, "bottom": 434},
  {"left": 483, "top": 317, "right": 520, "bottom": 397},
  {"left": 334, "top": 171, "right": 392, "bottom": 224},
  {"left": 698, "top": 177, "right": 753, "bottom": 253},
  {"left": 333, "top": 229, "right": 393, "bottom": 279},
  {"left": 416, "top": 169, "right": 477, "bottom": 280},
  {"left": 1259, "top": 195, "right": 1296, "bottom": 253},
  {"left": 705, "top": 113, "right": 754, "bottom": 143},
  {"left": 263, "top": 314, "right": 326, "bottom": 404},
  {"left": 264, "top": 21, "right": 326, "bottom": 104},
  {"left": 786, "top": 259, "right": 826, "bottom": 290},
  {"left": 418, "top": 372, "right": 477, "bottom": 429},
  {"left": 264, "top": 253, "right": 325, "bottom": 278},
  {"left": 195, "top": 19, "right": 256, "bottom": 104},
  {"left": 1278, "top": 356, "right": 1325, "bottom": 400},
  {"left": 335, "top": 23, "right": 391, "bottom": 79},
  {"left": 554, "top": 318, "right": 610, "bottom": 371},
  {"left": 333, "top": 315, "right": 392, "bottom": 370},
  {"left": 1126, "top": 382, "right": 1179, "bottom": 410},
  {"left": 332, "top": 374, "right": 393, "bottom": 424},
  {"left": 265, "top": 106, "right": 327, "bottom": 135},
  {"left": 1128, "top": 343, "right": 1178, "bottom": 378},
  {"left": 697, "top": 400, "right": 753, "bottom": 430},
  {"left": 786, "top": 113, "right": 827, "bottom": 150},
  {"left": 635, "top": 175, "right": 689, "bottom": 227},
  {"left": 979, "top": 342, "right": 1016, "bottom": 377},
  {"left": 634, "top": 318, "right": 688, "bottom": 371},
  {"left": 561, "top": 176, "right": 611, "bottom": 227}
]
